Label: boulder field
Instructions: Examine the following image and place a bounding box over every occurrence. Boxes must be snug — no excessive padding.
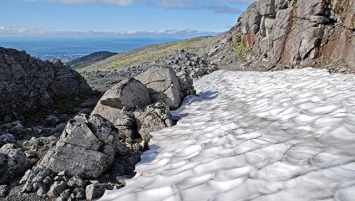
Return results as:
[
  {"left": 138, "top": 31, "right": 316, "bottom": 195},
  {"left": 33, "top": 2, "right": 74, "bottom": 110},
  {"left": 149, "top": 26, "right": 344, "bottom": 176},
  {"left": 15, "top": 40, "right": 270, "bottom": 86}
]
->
[{"left": 0, "top": 60, "right": 209, "bottom": 200}]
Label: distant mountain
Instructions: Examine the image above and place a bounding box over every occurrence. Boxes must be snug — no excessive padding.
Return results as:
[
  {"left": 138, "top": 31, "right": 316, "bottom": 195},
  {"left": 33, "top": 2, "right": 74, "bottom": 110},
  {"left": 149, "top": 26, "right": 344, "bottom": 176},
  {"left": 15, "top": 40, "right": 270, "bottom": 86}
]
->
[{"left": 68, "top": 51, "right": 117, "bottom": 69}]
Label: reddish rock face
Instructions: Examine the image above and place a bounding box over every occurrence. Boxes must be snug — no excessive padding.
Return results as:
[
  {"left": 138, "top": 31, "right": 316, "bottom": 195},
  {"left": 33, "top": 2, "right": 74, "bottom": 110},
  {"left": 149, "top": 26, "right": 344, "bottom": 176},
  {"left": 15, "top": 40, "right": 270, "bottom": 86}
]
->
[{"left": 232, "top": 0, "right": 355, "bottom": 69}]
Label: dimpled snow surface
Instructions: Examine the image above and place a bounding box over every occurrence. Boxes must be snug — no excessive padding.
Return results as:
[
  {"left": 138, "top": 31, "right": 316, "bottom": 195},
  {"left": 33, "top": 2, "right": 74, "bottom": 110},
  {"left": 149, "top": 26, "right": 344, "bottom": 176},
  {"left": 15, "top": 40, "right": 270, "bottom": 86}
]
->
[{"left": 100, "top": 68, "right": 355, "bottom": 201}]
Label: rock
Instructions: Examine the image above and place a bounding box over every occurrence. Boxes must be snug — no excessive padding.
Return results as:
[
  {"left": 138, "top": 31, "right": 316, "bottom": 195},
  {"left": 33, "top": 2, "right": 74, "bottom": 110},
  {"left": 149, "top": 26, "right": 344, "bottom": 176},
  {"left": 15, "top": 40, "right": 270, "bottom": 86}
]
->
[
  {"left": 175, "top": 71, "right": 195, "bottom": 96},
  {"left": 37, "top": 184, "right": 49, "bottom": 196},
  {"left": 43, "top": 115, "right": 59, "bottom": 127},
  {"left": 0, "top": 144, "right": 31, "bottom": 185},
  {"left": 134, "top": 101, "right": 173, "bottom": 148},
  {"left": 67, "top": 176, "right": 86, "bottom": 188},
  {"left": 71, "top": 187, "right": 85, "bottom": 200},
  {"left": 0, "top": 47, "right": 93, "bottom": 117},
  {"left": 39, "top": 114, "right": 117, "bottom": 179},
  {"left": 57, "top": 189, "right": 72, "bottom": 201},
  {"left": 9, "top": 122, "right": 25, "bottom": 135},
  {"left": 135, "top": 66, "right": 182, "bottom": 110},
  {"left": 195, "top": 68, "right": 206, "bottom": 77},
  {"left": 0, "top": 134, "right": 16, "bottom": 145},
  {"left": 0, "top": 185, "right": 7, "bottom": 197},
  {"left": 85, "top": 183, "right": 105, "bottom": 201},
  {"left": 92, "top": 78, "right": 151, "bottom": 112},
  {"left": 92, "top": 107, "right": 137, "bottom": 139},
  {"left": 49, "top": 123, "right": 66, "bottom": 136},
  {"left": 47, "top": 181, "right": 67, "bottom": 198},
  {"left": 19, "top": 169, "right": 33, "bottom": 184}
]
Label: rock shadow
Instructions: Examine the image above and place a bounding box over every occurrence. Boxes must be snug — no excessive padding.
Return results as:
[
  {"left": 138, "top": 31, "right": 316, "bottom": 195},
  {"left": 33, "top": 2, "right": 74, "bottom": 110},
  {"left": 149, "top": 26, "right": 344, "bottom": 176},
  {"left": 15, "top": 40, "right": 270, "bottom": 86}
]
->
[{"left": 171, "top": 91, "right": 218, "bottom": 120}]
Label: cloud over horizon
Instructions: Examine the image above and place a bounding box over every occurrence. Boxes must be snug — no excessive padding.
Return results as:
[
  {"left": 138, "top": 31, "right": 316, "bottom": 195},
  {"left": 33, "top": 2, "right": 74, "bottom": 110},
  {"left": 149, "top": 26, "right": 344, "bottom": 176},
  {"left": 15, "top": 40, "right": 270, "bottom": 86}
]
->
[
  {"left": 25, "top": 0, "right": 257, "bottom": 14},
  {"left": 0, "top": 26, "right": 220, "bottom": 38}
]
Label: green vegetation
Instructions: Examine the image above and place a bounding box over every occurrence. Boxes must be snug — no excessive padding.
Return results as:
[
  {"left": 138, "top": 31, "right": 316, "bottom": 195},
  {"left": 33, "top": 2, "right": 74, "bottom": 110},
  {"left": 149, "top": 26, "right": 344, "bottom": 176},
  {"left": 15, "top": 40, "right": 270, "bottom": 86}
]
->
[
  {"left": 77, "top": 36, "right": 213, "bottom": 73},
  {"left": 234, "top": 35, "right": 254, "bottom": 61}
]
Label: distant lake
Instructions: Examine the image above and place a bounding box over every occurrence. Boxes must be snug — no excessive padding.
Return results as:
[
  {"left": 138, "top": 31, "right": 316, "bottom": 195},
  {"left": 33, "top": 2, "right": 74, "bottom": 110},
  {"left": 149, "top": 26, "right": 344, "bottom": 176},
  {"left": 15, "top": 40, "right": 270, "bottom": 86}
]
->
[{"left": 0, "top": 37, "right": 179, "bottom": 62}]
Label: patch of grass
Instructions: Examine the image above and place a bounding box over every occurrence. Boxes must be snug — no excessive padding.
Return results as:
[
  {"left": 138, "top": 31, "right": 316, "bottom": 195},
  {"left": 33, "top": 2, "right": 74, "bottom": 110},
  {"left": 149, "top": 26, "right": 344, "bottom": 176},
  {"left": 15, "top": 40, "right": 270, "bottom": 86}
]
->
[{"left": 234, "top": 36, "right": 254, "bottom": 61}]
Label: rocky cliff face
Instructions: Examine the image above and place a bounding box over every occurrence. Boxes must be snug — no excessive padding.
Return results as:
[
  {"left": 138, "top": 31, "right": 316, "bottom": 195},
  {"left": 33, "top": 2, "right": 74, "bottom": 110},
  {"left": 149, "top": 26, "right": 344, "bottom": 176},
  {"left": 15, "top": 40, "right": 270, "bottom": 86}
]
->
[
  {"left": 0, "top": 47, "right": 93, "bottom": 119},
  {"left": 231, "top": 0, "right": 355, "bottom": 69}
]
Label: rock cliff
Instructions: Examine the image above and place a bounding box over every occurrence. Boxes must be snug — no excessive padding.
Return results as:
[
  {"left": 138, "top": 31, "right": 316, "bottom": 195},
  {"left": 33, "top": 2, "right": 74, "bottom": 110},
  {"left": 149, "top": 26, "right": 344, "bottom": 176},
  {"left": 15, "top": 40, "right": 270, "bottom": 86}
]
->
[{"left": 229, "top": 0, "right": 355, "bottom": 69}]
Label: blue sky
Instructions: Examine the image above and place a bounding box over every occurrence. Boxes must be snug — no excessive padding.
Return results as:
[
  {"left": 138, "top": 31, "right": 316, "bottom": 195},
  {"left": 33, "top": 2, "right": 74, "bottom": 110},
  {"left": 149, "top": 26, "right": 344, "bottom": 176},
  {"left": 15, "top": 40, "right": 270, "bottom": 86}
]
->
[{"left": 0, "top": 0, "right": 257, "bottom": 38}]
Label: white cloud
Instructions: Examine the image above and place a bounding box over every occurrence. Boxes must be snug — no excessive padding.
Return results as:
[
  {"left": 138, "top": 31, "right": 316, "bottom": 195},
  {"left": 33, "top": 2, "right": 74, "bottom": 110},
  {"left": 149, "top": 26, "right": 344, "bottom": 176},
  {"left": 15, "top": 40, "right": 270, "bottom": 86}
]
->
[
  {"left": 27, "top": 0, "right": 134, "bottom": 6},
  {"left": 156, "top": 0, "right": 194, "bottom": 9},
  {"left": 0, "top": 26, "right": 219, "bottom": 38}
]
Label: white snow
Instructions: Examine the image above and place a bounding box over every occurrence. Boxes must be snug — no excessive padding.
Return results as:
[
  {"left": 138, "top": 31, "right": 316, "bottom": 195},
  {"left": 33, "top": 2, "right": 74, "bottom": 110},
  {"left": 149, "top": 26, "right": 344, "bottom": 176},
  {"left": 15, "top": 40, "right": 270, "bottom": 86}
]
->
[{"left": 100, "top": 68, "right": 355, "bottom": 201}]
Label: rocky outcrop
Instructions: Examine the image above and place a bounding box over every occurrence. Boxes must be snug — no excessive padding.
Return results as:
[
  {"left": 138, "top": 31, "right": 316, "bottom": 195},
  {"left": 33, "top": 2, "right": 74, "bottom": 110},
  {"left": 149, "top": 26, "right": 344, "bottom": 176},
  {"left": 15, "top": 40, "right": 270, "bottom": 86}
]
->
[
  {"left": 0, "top": 47, "right": 93, "bottom": 119},
  {"left": 92, "top": 78, "right": 151, "bottom": 113},
  {"left": 228, "top": 0, "right": 355, "bottom": 69},
  {"left": 92, "top": 69, "right": 183, "bottom": 147},
  {"left": 39, "top": 114, "right": 117, "bottom": 179},
  {"left": 135, "top": 66, "right": 183, "bottom": 110}
]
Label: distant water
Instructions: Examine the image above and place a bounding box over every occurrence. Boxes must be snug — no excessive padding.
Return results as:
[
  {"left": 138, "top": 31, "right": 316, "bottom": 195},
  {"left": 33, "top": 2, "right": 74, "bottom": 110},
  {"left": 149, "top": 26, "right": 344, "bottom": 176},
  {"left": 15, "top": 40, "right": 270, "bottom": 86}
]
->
[{"left": 0, "top": 37, "right": 178, "bottom": 62}]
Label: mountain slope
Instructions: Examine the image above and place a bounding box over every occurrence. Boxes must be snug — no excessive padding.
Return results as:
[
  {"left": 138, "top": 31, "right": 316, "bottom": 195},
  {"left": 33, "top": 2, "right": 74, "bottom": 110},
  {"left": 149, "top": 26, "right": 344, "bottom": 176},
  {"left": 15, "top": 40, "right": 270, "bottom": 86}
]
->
[
  {"left": 68, "top": 51, "right": 117, "bottom": 69},
  {"left": 76, "top": 36, "right": 228, "bottom": 73}
]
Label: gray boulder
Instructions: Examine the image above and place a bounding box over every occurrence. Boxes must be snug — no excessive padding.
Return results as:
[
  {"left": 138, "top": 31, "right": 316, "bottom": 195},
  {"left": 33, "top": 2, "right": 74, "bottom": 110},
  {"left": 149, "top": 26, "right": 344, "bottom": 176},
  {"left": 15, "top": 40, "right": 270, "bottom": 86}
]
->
[
  {"left": 176, "top": 71, "right": 195, "bottom": 96},
  {"left": 134, "top": 101, "right": 173, "bottom": 148},
  {"left": 0, "top": 134, "right": 16, "bottom": 145},
  {"left": 39, "top": 114, "right": 117, "bottom": 179},
  {"left": 92, "top": 108, "right": 137, "bottom": 139},
  {"left": 135, "top": 66, "right": 182, "bottom": 110},
  {"left": 92, "top": 78, "right": 151, "bottom": 113},
  {"left": 0, "top": 144, "right": 31, "bottom": 185},
  {"left": 0, "top": 47, "right": 92, "bottom": 118}
]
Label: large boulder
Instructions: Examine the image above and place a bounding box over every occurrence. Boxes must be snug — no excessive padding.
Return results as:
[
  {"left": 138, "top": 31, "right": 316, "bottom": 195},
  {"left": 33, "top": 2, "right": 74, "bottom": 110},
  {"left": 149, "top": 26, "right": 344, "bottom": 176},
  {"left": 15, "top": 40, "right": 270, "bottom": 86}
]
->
[
  {"left": 92, "top": 78, "right": 151, "bottom": 113},
  {"left": 39, "top": 114, "right": 117, "bottom": 179},
  {"left": 0, "top": 144, "right": 31, "bottom": 185},
  {"left": 0, "top": 47, "right": 92, "bottom": 118},
  {"left": 134, "top": 101, "right": 173, "bottom": 148},
  {"left": 135, "top": 66, "right": 182, "bottom": 110}
]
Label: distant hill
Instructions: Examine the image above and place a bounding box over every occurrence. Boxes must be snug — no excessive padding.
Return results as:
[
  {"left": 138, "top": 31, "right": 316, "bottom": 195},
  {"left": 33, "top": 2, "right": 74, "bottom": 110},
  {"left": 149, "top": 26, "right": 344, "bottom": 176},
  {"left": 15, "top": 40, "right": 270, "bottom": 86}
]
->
[
  {"left": 75, "top": 36, "right": 233, "bottom": 73},
  {"left": 68, "top": 51, "right": 117, "bottom": 69}
]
